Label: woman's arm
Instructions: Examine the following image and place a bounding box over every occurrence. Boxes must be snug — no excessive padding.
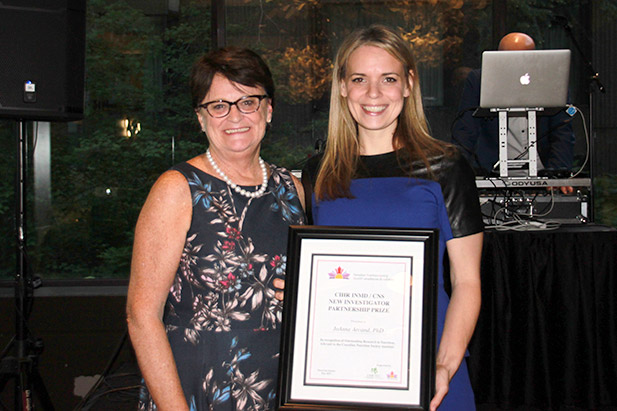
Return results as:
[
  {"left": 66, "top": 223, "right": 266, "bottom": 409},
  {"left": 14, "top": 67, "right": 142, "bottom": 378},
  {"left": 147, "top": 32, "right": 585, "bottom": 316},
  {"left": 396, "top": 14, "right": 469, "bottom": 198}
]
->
[
  {"left": 430, "top": 232, "right": 483, "bottom": 411},
  {"left": 126, "top": 170, "right": 192, "bottom": 410}
]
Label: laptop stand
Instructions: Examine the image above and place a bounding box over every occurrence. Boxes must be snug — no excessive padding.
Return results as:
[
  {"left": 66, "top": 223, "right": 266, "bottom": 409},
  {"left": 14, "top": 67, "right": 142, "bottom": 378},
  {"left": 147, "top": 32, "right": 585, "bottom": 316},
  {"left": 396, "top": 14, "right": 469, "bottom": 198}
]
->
[{"left": 492, "top": 107, "right": 545, "bottom": 177}]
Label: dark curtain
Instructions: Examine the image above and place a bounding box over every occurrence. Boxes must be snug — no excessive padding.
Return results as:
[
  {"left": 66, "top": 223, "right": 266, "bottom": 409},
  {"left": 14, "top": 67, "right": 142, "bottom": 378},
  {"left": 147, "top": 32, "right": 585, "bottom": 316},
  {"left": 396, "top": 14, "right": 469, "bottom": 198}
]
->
[{"left": 467, "top": 225, "right": 617, "bottom": 410}]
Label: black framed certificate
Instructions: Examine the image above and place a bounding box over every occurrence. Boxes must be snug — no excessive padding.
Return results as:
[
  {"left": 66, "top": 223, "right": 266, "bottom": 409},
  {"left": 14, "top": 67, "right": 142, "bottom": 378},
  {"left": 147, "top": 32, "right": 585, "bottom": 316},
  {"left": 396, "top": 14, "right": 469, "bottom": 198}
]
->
[{"left": 278, "top": 226, "right": 439, "bottom": 410}]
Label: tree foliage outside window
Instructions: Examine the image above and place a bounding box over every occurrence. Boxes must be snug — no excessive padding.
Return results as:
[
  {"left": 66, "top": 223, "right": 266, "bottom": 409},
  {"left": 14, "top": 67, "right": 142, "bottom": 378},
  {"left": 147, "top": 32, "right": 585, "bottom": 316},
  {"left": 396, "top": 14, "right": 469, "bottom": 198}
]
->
[
  {"left": 0, "top": 125, "right": 16, "bottom": 279},
  {"left": 0, "top": 0, "right": 615, "bottom": 281},
  {"left": 0, "top": 0, "right": 212, "bottom": 279}
]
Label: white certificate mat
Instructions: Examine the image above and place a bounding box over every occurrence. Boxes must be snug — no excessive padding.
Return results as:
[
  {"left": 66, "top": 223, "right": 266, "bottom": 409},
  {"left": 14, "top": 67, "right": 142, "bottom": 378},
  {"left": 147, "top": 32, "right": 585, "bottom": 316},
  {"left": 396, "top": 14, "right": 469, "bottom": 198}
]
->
[
  {"left": 278, "top": 227, "right": 438, "bottom": 410},
  {"left": 305, "top": 254, "right": 413, "bottom": 389}
]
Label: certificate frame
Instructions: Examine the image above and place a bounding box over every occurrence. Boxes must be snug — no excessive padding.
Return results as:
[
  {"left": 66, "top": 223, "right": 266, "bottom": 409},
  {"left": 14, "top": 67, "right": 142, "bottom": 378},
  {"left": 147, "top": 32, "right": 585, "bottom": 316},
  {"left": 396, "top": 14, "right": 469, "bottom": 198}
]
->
[{"left": 278, "top": 226, "right": 439, "bottom": 410}]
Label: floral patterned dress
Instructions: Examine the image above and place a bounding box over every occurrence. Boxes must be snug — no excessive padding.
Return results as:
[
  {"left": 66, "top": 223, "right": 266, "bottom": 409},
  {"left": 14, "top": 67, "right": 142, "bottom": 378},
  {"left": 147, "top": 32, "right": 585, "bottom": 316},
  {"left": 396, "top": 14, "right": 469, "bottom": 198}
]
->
[{"left": 138, "top": 161, "right": 305, "bottom": 411}]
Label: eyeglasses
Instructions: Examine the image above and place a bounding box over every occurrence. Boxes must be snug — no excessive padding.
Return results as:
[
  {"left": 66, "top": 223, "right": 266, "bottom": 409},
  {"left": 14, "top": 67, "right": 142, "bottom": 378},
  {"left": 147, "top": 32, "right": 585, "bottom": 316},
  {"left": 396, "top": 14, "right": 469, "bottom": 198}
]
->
[{"left": 196, "top": 95, "right": 269, "bottom": 118}]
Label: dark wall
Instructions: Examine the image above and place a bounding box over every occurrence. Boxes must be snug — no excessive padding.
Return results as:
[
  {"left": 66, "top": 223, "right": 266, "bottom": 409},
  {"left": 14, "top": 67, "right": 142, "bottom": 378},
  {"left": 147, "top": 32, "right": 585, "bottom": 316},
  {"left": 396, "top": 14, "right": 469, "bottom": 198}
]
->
[{"left": 0, "top": 293, "right": 138, "bottom": 410}]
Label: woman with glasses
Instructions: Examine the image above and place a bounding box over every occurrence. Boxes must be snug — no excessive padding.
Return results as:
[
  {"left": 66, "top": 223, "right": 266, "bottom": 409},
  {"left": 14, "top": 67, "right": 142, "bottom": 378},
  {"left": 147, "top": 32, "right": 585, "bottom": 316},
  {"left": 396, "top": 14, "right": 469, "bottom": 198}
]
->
[
  {"left": 302, "top": 25, "right": 483, "bottom": 410},
  {"left": 127, "top": 47, "right": 305, "bottom": 410}
]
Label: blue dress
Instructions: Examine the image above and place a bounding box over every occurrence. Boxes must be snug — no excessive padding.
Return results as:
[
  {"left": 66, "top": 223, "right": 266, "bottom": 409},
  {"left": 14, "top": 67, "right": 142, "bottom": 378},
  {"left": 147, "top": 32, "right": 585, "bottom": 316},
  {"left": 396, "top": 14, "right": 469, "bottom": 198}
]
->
[
  {"left": 302, "top": 149, "right": 483, "bottom": 410},
  {"left": 138, "top": 162, "right": 305, "bottom": 410}
]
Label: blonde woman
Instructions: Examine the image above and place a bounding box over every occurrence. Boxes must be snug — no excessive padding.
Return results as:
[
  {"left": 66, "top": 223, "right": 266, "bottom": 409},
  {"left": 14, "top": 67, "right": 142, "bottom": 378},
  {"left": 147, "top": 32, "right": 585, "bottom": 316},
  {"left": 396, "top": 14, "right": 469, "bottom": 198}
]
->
[{"left": 302, "top": 25, "right": 483, "bottom": 410}]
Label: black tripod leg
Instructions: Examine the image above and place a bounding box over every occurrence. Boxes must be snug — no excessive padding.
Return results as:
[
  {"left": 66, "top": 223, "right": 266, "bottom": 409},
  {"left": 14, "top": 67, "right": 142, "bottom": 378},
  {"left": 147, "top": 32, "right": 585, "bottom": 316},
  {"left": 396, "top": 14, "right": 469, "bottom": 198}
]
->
[
  {"left": 11, "top": 356, "right": 54, "bottom": 411},
  {"left": 0, "top": 357, "right": 17, "bottom": 394},
  {"left": 29, "top": 366, "right": 54, "bottom": 411},
  {"left": 0, "top": 374, "right": 9, "bottom": 395}
]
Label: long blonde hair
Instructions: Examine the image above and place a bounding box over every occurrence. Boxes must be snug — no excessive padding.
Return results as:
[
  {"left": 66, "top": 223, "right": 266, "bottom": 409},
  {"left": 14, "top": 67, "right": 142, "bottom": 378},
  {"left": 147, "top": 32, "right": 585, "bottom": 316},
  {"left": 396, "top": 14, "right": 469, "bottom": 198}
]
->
[{"left": 315, "top": 24, "right": 451, "bottom": 200}]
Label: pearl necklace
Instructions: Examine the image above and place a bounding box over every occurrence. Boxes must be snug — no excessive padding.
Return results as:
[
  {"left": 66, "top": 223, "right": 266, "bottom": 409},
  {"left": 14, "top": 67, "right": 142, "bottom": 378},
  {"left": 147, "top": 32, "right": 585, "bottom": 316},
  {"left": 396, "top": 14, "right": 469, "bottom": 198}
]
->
[{"left": 206, "top": 149, "right": 268, "bottom": 198}]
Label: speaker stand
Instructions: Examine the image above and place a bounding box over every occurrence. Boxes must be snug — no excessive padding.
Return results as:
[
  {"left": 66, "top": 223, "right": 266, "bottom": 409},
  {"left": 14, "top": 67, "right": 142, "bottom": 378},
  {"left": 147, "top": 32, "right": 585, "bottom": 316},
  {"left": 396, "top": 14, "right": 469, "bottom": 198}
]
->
[{"left": 0, "top": 121, "right": 54, "bottom": 410}]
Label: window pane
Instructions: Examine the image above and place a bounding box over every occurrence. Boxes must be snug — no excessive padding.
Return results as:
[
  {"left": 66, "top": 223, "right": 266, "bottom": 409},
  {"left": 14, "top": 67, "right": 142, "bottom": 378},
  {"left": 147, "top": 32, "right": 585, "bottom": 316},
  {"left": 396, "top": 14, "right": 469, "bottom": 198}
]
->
[
  {"left": 225, "top": 0, "right": 493, "bottom": 167},
  {"left": 0, "top": 121, "right": 16, "bottom": 279},
  {"left": 1, "top": 1, "right": 616, "bottom": 282},
  {"left": 0, "top": 0, "right": 211, "bottom": 280}
]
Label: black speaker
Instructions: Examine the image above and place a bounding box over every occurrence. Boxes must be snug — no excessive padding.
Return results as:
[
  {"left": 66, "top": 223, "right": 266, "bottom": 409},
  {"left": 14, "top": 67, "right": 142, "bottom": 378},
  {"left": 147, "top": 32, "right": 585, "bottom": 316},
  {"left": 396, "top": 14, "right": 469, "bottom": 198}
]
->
[{"left": 0, "top": 0, "right": 86, "bottom": 121}]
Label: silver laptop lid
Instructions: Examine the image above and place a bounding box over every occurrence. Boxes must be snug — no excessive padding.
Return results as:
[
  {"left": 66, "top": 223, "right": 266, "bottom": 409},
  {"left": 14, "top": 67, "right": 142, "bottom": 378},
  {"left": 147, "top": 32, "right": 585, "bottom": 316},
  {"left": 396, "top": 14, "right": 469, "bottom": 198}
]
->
[{"left": 479, "top": 49, "right": 571, "bottom": 109}]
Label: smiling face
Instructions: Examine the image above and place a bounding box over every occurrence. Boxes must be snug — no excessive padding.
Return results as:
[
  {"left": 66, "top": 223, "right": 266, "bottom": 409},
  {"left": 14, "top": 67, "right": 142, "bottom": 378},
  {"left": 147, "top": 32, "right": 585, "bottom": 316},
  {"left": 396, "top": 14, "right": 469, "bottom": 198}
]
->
[
  {"left": 340, "top": 45, "right": 411, "bottom": 152},
  {"left": 196, "top": 73, "right": 272, "bottom": 159}
]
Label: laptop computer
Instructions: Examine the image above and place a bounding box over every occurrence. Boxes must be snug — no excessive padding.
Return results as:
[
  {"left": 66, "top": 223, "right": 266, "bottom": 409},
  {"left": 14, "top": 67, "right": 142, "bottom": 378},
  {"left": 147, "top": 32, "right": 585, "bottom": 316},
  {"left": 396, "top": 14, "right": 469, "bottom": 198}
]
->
[{"left": 479, "top": 49, "right": 571, "bottom": 113}]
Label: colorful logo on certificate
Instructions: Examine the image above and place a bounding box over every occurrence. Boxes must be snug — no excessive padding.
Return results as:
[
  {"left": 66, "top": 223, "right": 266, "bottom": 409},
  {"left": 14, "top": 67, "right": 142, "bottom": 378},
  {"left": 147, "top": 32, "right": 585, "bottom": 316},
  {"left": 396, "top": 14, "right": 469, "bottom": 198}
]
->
[
  {"left": 387, "top": 371, "right": 397, "bottom": 379},
  {"left": 328, "top": 266, "right": 350, "bottom": 280}
]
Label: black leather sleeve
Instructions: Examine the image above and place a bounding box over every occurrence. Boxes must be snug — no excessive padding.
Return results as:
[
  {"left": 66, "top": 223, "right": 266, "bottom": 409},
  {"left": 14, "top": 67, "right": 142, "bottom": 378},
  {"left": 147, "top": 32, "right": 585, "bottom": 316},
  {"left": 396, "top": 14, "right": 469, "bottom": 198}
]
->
[{"left": 433, "top": 150, "right": 485, "bottom": 238}]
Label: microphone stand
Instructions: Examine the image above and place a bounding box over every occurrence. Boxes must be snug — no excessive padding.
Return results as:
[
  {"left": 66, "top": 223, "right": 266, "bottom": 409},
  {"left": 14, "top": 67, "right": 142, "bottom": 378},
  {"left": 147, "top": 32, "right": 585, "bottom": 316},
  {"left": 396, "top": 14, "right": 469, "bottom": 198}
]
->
[
  {"left": 0, "top": 121, "right": 54, "bottom": 410},
  {"left": 558, "top": 17, "right": 606, "bottom": 222}
]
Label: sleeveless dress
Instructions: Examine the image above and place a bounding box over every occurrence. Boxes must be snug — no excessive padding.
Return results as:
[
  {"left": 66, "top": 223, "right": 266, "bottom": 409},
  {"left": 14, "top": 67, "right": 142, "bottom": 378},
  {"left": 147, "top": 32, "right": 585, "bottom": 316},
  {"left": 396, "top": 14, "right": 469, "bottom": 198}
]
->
[
  {"left": 302, "top": 149, "right": 484, "bottom": 410},
  {"left": 138, "top": 161, "right": 305, "bottom": 411}
]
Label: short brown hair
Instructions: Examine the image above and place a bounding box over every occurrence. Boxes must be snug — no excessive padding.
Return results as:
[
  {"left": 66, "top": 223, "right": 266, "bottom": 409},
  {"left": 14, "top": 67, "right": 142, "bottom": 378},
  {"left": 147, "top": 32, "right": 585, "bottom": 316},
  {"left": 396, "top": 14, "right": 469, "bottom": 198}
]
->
[{"left": 189, "top": 47, "right": 275, "bottom": 109}]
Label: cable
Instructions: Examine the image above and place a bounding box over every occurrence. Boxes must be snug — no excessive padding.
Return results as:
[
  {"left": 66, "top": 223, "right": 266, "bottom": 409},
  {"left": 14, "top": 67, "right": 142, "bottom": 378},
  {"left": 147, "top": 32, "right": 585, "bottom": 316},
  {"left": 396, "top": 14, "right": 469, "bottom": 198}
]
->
[
  {"left": 483, "top": 188, "right": 566, "bottom": 231},
  {"left": 72, "top": 329, "right": 138, "bottom": 410},
  {"left": 485, "top": 219, "right": 562, "bottom": 231},
  {"left": 568, "top": 105, "right": 590, "bottom": 178}
]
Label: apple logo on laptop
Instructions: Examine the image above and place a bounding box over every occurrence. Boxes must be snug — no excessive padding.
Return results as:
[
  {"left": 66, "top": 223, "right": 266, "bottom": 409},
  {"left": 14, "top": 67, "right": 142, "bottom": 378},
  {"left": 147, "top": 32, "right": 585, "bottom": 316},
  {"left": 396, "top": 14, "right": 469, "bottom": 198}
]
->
[{"left": 520, "top": 73, "right": 531, "bottom": 85}]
